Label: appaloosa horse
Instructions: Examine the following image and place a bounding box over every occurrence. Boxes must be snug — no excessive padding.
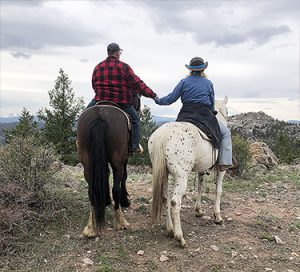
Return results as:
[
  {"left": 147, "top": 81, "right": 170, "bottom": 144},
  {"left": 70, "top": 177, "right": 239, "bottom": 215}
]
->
[
  {"left": 149, "top": 97, "right": 229, "bottom": 247},
  {"left": 77, "top": 104, "right": 131, "bottom": 237}
]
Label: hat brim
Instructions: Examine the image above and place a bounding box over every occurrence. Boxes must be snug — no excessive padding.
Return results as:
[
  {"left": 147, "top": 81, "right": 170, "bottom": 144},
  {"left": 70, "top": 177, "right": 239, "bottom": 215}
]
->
[{"left": 185, "top": 62, "right": 208, "bottom": 71}]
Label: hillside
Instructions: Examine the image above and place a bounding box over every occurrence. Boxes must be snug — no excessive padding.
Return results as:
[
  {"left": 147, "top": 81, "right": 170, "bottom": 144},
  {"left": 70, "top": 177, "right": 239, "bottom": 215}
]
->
[
  {"left": 228, "top": 111, "right": 300, "bottom": 148},
  {"left": 1, "top": 164, "right": 299, "bottom": 271}
]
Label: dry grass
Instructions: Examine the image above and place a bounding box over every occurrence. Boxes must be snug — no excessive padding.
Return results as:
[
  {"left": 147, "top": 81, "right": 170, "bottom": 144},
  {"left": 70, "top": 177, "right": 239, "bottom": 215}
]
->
[{"left": 0, "top": 164, "right": 299, "bottom": 271}]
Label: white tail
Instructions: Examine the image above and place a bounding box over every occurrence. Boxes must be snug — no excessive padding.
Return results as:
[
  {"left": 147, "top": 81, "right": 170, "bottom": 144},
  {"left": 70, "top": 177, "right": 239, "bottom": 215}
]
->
[{"left": 150, "top": 133, "right": 167, "bottom": 223}]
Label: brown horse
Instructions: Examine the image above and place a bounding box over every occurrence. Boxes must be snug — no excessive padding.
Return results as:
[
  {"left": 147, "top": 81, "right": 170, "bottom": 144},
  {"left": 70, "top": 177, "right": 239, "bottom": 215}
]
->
[{"left": 77, "top": 104, "right": 131, "bottom": 237}]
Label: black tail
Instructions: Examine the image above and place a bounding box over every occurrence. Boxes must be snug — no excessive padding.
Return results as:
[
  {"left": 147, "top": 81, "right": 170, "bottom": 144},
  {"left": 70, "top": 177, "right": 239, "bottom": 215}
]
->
[{"left": 88, "top": 118, "right": 111, "bottom": 227}]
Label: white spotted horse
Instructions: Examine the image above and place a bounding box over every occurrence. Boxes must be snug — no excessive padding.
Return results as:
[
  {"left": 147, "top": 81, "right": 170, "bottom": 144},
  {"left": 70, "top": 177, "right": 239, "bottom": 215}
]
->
[
  {"left": 77, "top": 102, "right": 132, "bottom": 237},
  {"left": 149, "top": 97, "right": 229, "bottom": 247}
]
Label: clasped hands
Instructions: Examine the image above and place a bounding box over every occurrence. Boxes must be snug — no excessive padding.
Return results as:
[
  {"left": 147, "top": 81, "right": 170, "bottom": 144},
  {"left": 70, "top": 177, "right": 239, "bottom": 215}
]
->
[{"left": 153, "top": 95, "right": 160, "bottom": 104}]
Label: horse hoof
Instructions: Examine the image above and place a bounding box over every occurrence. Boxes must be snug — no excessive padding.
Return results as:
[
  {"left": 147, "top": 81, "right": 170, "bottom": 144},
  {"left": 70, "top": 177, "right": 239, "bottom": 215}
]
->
[
  {"left": 213, "top": 217, "right": 223, "bottom": 225},
  {"left": 195, "top": 211, "right": 204, "bottom": 218},
  {"left": 180, "top": 240, "right": 188, "bottom": 248},
  {"left": 115, "top": 223, "right": 130, "bottom": 230},
  {"left": 167, "top": 230, "right": 174, "bottom": 238},
  {"left": 82, "top": 227, "right": 97, "bottom": 238}
]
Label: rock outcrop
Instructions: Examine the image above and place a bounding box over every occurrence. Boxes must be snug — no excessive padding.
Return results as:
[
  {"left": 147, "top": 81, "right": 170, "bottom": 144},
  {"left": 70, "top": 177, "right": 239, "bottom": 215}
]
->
[{"left": 249, "top": 141, "right": 279, "bottom": 169}]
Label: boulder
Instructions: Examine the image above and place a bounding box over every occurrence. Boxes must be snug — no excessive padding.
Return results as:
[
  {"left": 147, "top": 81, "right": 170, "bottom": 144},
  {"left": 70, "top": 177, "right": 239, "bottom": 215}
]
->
[{"left": 249, "top": 142, "right": 278, "bottom": 169}]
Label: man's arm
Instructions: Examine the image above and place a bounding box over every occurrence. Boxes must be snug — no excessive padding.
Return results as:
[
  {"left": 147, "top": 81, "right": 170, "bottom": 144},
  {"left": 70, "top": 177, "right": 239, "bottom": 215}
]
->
[{"left": 126, "top": 65, "right": 156, "bottom": 98}]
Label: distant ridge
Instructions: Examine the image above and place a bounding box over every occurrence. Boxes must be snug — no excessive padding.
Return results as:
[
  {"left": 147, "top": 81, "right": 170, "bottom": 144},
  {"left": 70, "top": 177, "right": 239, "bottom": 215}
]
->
[
  {"left": 152, "top": 115, "right": 176, "bottom": 126},
  {"left": 0, "top": 116, "right": 20, "bottom": 123},
  {"left": 227, "top": 111, "right": 300, "bottom": 148},
  {"left": 288, "top": 120, "right": 300, "bottom": 124}
]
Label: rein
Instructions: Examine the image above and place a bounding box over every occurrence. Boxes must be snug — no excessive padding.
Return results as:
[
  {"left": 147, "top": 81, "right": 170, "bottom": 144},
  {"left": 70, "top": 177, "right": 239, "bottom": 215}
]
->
[{"left": 217, "top": 110, "right": 227, "bottom": 121}]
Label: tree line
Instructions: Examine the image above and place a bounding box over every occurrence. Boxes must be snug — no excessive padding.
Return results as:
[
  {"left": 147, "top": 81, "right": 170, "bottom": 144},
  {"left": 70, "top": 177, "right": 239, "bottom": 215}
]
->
[
  {"left": 4, "top": 69, "right": 157, "bottom": 165},
  {"left": 5, "top": 68, "right": 297, "bottom": 169}
]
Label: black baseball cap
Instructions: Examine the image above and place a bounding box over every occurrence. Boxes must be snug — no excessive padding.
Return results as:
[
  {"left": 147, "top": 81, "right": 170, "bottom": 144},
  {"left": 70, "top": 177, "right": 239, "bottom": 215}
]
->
[{"left": 107, "top": 43, "right": 123, "bottom": 53}]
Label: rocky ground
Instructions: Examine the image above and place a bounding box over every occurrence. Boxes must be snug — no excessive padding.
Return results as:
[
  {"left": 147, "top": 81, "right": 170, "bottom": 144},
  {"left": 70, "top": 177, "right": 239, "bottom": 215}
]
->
[{"left": 1, "top": 164, "right": 299, "bottom": 272}]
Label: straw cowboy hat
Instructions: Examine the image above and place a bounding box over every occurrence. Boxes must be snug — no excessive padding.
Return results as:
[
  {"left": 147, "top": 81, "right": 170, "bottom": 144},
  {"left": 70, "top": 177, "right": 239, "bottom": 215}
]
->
[{"left": 185, "top": 57, "right": 208, "bottom": 71}]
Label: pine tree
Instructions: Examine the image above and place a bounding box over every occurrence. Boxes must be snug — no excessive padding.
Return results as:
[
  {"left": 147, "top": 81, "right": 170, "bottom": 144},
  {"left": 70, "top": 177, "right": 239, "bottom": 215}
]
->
[
  {"left": 140, "top": 105, "right": 157, "bottom": 145},
  {"left": 4, "top": 108, "right": 39, "bottom": 142},
  {"left": 274, "top": 133, "right": 296, "bottom": 164},
  {"left": 38, "top": 69, "right": 84, "bottom": 164}
]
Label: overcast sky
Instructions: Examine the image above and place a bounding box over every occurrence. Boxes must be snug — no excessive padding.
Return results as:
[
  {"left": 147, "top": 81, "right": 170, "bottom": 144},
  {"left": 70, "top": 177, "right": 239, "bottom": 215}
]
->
[{"left": 1, "top": 0, "right": 299, "bottom": 121}]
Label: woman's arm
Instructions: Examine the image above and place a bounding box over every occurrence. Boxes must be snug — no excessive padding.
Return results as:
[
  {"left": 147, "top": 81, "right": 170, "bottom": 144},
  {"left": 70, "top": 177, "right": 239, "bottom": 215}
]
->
[{"left": 156, "top": 80, "right": 184, "bottom": 105}]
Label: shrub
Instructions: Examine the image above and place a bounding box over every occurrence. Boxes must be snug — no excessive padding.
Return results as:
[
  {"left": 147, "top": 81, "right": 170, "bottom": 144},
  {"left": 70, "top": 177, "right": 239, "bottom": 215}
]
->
[
  {"left": 0, "top": 137, "right": 60, "bottom": 254},
  {"left": 0, "top": 136, "right": 60, "bottom": 198},
  {"left": 231, "top": 133, "right": 251, "bottom": 176}
]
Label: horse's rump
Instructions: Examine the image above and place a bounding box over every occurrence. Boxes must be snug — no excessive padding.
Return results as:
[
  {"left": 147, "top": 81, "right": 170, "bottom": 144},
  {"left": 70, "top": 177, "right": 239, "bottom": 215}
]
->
[
  {"left": 149, "top": 122, "right": 217, "bottom": 173},
  {"left": 77, "top": 106, "right": 130, "bottom": 161}
]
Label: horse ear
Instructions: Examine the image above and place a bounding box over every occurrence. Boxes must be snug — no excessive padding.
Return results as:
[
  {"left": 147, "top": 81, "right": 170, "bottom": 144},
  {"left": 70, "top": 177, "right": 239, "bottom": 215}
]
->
[{"left": 223, "top": 96, "right": 228, "bottom": 105}]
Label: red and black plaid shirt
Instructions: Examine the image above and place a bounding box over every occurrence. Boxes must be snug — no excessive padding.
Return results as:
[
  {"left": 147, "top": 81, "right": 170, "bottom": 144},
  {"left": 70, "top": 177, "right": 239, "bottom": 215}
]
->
[{"left": 92, "top": 56, "right": 156, "bottom": 104}]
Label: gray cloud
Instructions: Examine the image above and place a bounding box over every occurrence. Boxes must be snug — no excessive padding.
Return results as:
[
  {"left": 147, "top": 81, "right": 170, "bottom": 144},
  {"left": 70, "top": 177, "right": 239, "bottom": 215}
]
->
[
  {"left": 1, "top": 3, "right": 100, "bottom": 51},
  {"left": 1, "top": 0, "right": 44, "bottom": 7},
  {"left": 140, "top": 0, "right": 295, "bottom": 47},
  {"left": 10, "top": 51, "right": 31, "bottom": 59},
  {"left": 2, "top": 0, "right": 297, "bottom": 53},
  {"left": 2, "top": 20, "right": 99, "bottom": 50}
]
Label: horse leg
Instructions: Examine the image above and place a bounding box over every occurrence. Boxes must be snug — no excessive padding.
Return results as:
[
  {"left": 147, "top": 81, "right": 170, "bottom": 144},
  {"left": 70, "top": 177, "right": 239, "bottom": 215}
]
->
[
  {"left": 112, "top": 166, "right": 129, "bottom": 230},
  {"left": 163, "top": 172, "right": 174, "bottom": 237},
  {"left": 120, "top": 159, "right": 130, "bottom": 208},
  {"left": 82, "top": 205, "right": 99, "bottom": 237},
  {"left": 81, "top": 166, "right": 101, "bottom": 237},
  {"left": 214, "top": 170, "right": 226, "bottom": 224},
  {"left": 171, "top": 171, "right": 188, "bottom": 248},
  {"left": 194, "top": 173, "right": 204, "bottom": 217}
]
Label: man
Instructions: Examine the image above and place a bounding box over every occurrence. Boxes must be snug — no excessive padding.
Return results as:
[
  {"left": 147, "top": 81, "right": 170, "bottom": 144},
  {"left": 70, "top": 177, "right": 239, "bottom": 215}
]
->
[{"left": 88, "top": 43, "right": 158, "bottom": 154}]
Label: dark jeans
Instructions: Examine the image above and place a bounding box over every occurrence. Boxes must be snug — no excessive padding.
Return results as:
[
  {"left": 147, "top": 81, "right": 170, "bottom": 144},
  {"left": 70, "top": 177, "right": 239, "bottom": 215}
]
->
[
  {"left": 118, "top": 104, "right": 140, "bottom": 150},
  {"left": 86, "top": 99, "right": 140, "bottom": 149}
]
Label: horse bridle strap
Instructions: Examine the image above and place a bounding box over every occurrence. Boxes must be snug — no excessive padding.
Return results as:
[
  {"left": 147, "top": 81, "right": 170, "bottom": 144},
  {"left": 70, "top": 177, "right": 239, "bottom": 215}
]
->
[
  {"left": 97, "top": 105, "right": 132, "bottom": 131},
  {"left": 217, "top": 110, "right": 227, "bottom": 121}
]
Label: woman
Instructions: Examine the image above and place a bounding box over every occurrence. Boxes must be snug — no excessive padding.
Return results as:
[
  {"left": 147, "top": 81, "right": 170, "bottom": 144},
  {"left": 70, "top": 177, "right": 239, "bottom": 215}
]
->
[{"left": 154, "top": 57, "right": 232, "bottom": 170}]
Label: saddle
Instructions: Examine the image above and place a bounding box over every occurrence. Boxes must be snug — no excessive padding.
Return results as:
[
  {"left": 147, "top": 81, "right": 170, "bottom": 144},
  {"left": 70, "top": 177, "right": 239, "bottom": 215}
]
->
[
  {"left": 95, "top": 100, "right": 120, "bottom": 107},
  {"left": 95, "top": 100, "right": 132, "bottom": 131},
  {"left": 176, "top": 103, "right": 221, "bottom": 148}
]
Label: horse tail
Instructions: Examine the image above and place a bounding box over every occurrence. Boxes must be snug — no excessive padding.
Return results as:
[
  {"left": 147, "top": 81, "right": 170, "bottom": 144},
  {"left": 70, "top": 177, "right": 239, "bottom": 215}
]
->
[
  {"left": 151, "top": 134, "right": 167, "bottom": 224},
  {"left": 88, "top": 117, "right": 110, "bottom": 227}
]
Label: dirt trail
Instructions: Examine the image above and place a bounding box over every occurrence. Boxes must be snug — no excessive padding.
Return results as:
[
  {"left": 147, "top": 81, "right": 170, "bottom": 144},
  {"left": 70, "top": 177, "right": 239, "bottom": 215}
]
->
[{"left": 1, "top": 166, "right": 299, "bottom": 272}]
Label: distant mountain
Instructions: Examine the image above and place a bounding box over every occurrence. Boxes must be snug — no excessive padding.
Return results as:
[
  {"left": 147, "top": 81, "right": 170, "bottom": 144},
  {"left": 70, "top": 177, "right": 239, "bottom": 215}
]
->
[
  {"left": 288, "top": 120, "right": 300, "bottom": 124},
  {"left": 152, "top": 115, "right": 176, "bottom": 126},
  {"left": 0, "top": 117, "right": 43, "bottom": 145},
  {"left": 0, "top": 116, "right": 20, "bottom": 123},
  {"left": 227, "top": 111, "right": 300, "bottom": 149}
]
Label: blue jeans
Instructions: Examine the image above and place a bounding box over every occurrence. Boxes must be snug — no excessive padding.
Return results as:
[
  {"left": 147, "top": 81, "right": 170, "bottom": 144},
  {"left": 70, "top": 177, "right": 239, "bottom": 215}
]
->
[
  {"left": 86, "top": 99, "right": 97, "bottom": 108},
  {"left": 86, "top": 99, "right": 140, "bottom": 150},
  {"left": 118, "top": 104, "right": 140, "bottom": 150},
  {"left": 218, "top": 121, "right": 232, "bottom": 166}
]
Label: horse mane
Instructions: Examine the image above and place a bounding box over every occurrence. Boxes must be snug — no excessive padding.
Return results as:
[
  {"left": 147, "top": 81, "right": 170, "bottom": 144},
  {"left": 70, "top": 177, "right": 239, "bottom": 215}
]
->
[{"left": 215, "top": 96, "right": 228, "bottom": 124}]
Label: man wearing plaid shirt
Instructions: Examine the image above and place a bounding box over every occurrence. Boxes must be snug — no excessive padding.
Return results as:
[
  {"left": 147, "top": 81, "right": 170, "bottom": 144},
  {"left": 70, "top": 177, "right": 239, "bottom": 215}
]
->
[{"left": 88, "top": 43, "right": 159, "bottom": 154}]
